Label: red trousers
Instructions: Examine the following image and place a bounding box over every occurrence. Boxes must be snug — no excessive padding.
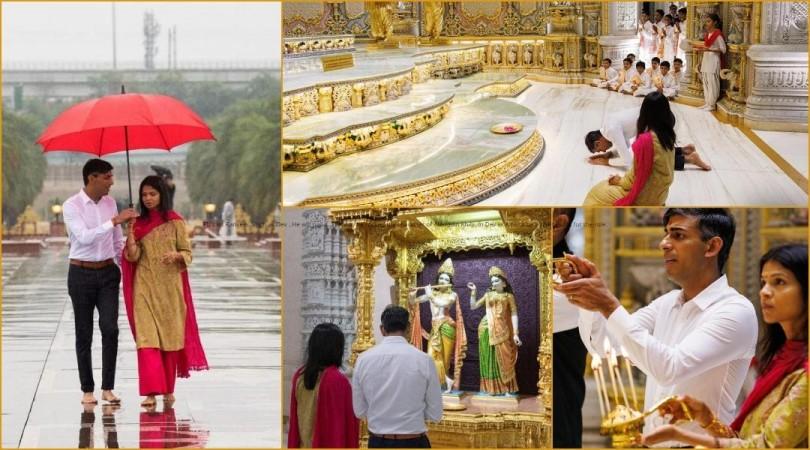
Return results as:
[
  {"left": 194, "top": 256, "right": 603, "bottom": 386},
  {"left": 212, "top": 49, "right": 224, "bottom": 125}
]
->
[{"left": 138, "top": 348, "right": 179, "bottom": 396}]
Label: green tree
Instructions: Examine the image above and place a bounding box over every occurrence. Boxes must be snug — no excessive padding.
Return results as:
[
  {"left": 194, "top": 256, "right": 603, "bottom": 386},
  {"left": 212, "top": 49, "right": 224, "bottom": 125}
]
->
[
  {"left": 3, "top": 110, "right": 47, "bottom": 225},
  {"left": 186, "top": 73, "right": 280, "bottom": 223}
]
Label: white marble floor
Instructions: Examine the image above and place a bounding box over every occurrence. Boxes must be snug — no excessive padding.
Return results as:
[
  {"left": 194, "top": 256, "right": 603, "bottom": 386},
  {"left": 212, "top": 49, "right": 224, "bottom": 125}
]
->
[
  {"left": 754, "top": 130, "right": 808, "bottom": 178},
  {"left": 481, "top": 82, "right": 807, "bottom": 206}
]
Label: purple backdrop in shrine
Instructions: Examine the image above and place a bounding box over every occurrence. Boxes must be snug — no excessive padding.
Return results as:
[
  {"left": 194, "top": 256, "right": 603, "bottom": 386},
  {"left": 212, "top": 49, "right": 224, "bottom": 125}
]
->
[{"left": 416, "top": 247, "right": 540, "bottom": 394}]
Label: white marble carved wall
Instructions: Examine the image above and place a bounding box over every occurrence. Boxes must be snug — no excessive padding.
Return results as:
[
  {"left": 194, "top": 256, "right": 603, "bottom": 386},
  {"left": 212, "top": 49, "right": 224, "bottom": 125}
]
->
[
  {"left": 598, "top": 2, "right": 638, "bottom": 69},
  {"left": 744, "top": 2, "right": 808, "bottom": 130},
  {"left": 301, "top": 210, "right": 357, "bottom": 361},
  {"left": 761, "top": 2, "right": 808, "bottom": 45}
]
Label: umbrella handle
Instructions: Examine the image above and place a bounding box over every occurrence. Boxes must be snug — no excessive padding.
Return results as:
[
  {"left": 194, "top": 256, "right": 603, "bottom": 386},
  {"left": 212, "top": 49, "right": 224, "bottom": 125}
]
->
[{"left": 125, "top": 127, "right": 133, "bottom": 208}]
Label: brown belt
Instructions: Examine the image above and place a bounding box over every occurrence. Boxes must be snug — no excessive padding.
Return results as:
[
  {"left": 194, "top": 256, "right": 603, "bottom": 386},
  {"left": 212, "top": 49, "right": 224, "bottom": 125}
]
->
[
  {"left": 70, "top": 259, "right": 114, "bottom": 269},
  {"left": 369, "top": 432, "right": 426, "bottom": 440}
]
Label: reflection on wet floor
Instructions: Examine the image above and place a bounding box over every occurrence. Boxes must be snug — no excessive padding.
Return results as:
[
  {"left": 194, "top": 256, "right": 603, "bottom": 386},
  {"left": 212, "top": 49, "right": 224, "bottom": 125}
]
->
[{"left": 3, "top": 246, "right": 281, "bottom": 448}]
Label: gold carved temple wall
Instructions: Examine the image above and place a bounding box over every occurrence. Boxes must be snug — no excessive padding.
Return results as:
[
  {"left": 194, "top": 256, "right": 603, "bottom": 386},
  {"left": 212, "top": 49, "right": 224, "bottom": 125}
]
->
[
  {"left": 283, "top": 2, "right": 806, "bottom": 129},
  {"left": 328, "top": 208, "right": 553, "bottom": 448},
  {"left": 583, "top": 208, "right": 808, "bottom": 316}
]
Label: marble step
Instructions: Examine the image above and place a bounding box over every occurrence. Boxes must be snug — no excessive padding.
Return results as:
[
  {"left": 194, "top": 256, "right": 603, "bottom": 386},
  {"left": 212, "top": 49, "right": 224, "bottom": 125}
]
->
[
  {"left": 283, "top": 44, "right": 484, "bottom": 93},
  {"left": 282, "top": 89, "right": 455, "bottom": 144},
  {"left": 283, "top": 96, "right": 540, "bottom": 206},
  {"left": 283, "top": 73, "right": 530, "bottom": 172}
]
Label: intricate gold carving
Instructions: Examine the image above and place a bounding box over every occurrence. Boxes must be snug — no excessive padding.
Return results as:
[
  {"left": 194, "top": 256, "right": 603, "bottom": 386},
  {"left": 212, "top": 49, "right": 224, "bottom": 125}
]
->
[
  {"left": 366, "top": 1, "right": 394, "bottom": 42},
  {"left": 340, "top": 220, "right": 390, "bottom": 366},
  {"left": 321, "top": 53, "right": 355, "bottom": 72},
  {"left": 423, "top": 1, "right": 445, "bottom": 41},
  {"left": 318, "top": 86, "right": 334, "bottom": 113},
  {"left": 283, "top": 97, "right": 453, "bottom": 171},
  {"left": 328, "top": 207, "right": 552, "bottom": 447}
]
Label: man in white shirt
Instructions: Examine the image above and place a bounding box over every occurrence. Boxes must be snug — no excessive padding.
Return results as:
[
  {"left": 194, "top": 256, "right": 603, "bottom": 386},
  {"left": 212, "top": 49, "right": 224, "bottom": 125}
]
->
[
  {"left": 555, "top": 209, "right": 758, "bottom": 447},
  {"left": 63, "top": 159, "right": 138, "bottom": 405},
  {"left": 591, "top": 58, "right": 619, "bottom": 89},
  {"left": 552, "top": 208, "right": 589, "bottom": 448},
  {"left": 353, "top": 305, "right": 443, "bottom": 448},
  {"left": 584, "top": 106, "right": 712, "bottom": 171}
]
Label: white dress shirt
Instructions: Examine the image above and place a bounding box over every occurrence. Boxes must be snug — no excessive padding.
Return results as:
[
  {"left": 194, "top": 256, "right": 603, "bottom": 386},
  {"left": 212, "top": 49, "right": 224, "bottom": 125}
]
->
[
  {"left": 597, "top": 275, "right": 757, "bottom": 446},
  {"left": 553, "top": 290, "right": 580, "bottom": 333},
  {"left": 352, "top": 335, "right": 443, "bottom": 434},
  {"left": 600, "top": 108, "right": 638, "bottom": 167},
  {"left": 63, "top": 189, "right": 124, "bottom": 264}
]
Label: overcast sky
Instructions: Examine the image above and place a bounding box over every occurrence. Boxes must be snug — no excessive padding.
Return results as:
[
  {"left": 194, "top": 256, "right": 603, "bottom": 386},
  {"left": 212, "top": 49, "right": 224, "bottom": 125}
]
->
[{"left": 3, "top": 2, "right": 280, "bottom": 69}]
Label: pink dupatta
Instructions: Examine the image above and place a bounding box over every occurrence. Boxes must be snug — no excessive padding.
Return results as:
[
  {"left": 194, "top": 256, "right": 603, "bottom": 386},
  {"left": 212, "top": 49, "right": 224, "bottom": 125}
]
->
[
  {"left": 614, "top": 131, "right": 655, "bottom": 206},
  {"left": 121, "top": 210, "right": 209, "bottom": 377}
]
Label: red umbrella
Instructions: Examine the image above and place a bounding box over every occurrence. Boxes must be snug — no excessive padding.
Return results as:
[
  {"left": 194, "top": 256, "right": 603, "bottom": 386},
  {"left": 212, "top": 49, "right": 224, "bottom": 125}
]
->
[{"left": 36, "top": 88, "right": 215, "bottom": 205}]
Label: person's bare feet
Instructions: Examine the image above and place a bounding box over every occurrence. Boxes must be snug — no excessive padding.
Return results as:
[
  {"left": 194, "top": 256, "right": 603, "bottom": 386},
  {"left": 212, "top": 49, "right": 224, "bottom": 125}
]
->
[
  {"left": 685, "top": 151, "right": 712, "bottom": 170},
  {"left": 81, "top": 392, "right": 98, "bottom": 404},
  {"left": 163, "top": 393, "right": 175, "bottom": 406},
  {"left": 101, "top": 390, "right": 121, "bottom": 404},
  {"left": 102, "top": 404, "right": 120, "bottom": 416},
  {"left": 681, "top": 144, "right": 696, "bottom": 156},
  {"left": 141, "top": 395, "right": 157, "bottom": 407}
]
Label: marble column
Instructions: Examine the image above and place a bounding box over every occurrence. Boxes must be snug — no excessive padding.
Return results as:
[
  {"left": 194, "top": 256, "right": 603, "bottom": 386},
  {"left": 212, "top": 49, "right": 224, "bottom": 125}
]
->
[
  {"left": 743, "top": 2, "right": 808, "bottom": 131},
  {"left": 301, "top": 210, "right": 357, "bottom": 362},
  {"left": 598, "top": 2, "right": 639, "bottom": 69}
]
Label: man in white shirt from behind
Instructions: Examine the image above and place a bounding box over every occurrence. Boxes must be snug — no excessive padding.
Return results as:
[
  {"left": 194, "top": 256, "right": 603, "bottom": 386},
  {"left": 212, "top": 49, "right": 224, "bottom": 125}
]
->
[
  {"left": 63, "top": 158, "right": 138, "bottom": 405},
  {"left": 353, "top": 305, "right": 443, "bottom": 448},
  {"left": 591, "top": 58, "right": 619, "bottom": 89},
  {"left": 555, "top": 208, "right": 758, "bottom": 447}
]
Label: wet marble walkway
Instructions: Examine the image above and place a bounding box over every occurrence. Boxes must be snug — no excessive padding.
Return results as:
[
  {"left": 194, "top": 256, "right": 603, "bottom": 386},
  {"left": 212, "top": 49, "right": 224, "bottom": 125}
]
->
[{"left": 2, "top": 246, "right": 281, "bottom": 448}]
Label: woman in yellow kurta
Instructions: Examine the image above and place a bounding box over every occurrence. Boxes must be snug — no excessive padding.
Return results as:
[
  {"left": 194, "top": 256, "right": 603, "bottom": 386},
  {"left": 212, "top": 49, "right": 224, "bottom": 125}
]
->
[
  {"left": 584, "top": 92, "right": 676, "bottom": 206},
  {"left": 123, "top": 176, "right": 208, "bottom": 408},
  {"left": 468, "top": 266, "right": 522, "bottom": 395},
  {"left": 644, "top": 244, "right": 808, "bottom": 448}
]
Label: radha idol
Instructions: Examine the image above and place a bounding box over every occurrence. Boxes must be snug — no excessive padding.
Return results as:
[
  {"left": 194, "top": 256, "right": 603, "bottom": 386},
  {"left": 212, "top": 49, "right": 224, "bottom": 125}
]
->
[
  {"left": 468, "top": 266, "right": 522, "bottom": 395},
  {"left": 409, "top": 258, "right": 468, "bottom": 392}
]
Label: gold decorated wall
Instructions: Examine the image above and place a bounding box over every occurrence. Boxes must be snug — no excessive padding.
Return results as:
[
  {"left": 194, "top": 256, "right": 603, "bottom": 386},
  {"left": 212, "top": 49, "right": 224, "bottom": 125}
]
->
[
  {"left": 583, "top": 208, "right": 808, "bottom": 312},
  {"left": 328, "top": 208, "right": 553, "bottom": 447}
]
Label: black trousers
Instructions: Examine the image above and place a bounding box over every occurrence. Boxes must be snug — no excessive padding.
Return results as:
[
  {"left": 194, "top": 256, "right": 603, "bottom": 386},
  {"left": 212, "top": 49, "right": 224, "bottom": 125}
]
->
[
  {"left": 553, "top": 327, "right": 588, "bottom": 448},
  {"left": 368, "top": 434, "right": 431, "bottom": 448},
  {"left": 67, "top": 264, "right": 120, "bottom": 392}
]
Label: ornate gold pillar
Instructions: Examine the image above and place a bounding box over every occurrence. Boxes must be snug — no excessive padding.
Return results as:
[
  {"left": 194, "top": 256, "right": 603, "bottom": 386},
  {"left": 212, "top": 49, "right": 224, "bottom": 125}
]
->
[
  {"left": 506, "top": 209, "right": 552, "bottom": 447},
  {"left": 341, "top": 220, "right": 388, "bottom": 366},
  {"left": 680, "top": 2, "right": 721, "bottom": 104}
]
